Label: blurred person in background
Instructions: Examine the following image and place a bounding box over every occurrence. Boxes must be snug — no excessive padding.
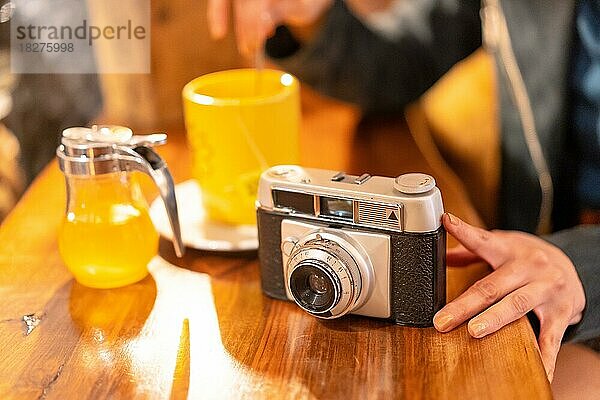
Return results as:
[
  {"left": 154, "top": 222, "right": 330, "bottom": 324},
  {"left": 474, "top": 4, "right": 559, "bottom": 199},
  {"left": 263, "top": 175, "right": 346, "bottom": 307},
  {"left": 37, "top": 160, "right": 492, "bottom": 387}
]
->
[
  {"left": 0, "top": 49, "right": 22, "bottom": 221},
  {"left": 0, "top": 0, "right": 23, "bottom": 220},
  {"left": 208, "top": 0, "right": 600, "bottom": 384},
  {"left": 0, "top": 0, "right": 102, "bottom": 193}
]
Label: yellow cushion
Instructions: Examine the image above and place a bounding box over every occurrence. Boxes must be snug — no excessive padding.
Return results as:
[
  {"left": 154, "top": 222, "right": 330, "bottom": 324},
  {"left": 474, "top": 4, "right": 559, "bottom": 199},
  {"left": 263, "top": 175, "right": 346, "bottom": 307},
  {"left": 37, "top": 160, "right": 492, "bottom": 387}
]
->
[{"left": 409, "top": 49, "right": 500, "bottom": 227}]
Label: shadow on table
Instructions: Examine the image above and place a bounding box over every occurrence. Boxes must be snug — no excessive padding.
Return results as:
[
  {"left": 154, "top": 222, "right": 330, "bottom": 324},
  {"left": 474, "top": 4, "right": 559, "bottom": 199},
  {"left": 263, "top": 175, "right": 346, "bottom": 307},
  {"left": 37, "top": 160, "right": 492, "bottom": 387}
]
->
[
  {"left": 14, "top": 275, "right": 157, "bottom": 398},
  {"left": 68, "top": 277, "right": 157, "bottom": 397}
]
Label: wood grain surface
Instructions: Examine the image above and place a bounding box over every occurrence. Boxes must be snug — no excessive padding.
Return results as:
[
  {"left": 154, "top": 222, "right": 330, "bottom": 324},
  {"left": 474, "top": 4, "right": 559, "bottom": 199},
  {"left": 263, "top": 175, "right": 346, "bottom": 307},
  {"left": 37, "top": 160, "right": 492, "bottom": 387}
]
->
[{"left": 0, "top": 93, "right": 551, "bottom": 399}]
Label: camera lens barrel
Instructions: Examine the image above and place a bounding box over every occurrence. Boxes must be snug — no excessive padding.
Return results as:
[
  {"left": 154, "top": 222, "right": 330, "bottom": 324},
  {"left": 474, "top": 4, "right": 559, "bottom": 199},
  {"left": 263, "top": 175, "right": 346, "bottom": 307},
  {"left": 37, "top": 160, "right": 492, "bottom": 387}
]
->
[
  {"left": 289, "top": 260, "right": 341, "bottom": 314},
  {"left": 286, "top": 235, "right": 366, "bottom": 319}
]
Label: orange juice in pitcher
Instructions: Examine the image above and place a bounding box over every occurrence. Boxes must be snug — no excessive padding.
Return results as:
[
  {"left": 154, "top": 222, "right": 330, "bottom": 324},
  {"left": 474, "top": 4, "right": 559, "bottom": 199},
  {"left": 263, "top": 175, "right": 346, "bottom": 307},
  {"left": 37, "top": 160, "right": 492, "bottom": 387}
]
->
[
  {"left": 56, "top": 126, "right": 184, "bottom": 288},
  {"left": 58, "top": 173, "right": 159, "bottom": 288}
]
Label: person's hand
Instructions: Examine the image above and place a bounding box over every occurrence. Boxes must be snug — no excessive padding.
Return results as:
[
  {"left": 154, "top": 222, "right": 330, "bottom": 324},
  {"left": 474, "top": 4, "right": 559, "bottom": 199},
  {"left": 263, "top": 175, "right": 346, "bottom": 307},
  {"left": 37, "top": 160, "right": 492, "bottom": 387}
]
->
[
  {"left": 434, "top": 213, "right": 586, "bottom": 382},
  {"left": 207, "top": 0, "right": 334, "bottom": 56}
]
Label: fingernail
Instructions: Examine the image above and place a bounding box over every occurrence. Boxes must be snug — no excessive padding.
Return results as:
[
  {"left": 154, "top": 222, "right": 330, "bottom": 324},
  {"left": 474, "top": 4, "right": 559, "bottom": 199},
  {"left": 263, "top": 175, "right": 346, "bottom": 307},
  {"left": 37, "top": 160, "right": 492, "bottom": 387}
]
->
[
  {"left": 469, "top": 321, "right": 488, "bottom": 338},
  {"left": 446, "top": 213, "right": 460, "bottom": 225},
  {"left": 434, "top": 312, "right": 454, "bottom": 331}
]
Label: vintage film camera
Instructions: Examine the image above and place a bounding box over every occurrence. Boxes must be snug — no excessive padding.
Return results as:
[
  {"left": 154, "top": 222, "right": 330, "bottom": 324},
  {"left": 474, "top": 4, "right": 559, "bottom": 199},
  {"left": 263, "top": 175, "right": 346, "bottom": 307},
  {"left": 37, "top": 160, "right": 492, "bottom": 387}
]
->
[{"left": 256, "top": 166, "right": 446, "bottom": 327}]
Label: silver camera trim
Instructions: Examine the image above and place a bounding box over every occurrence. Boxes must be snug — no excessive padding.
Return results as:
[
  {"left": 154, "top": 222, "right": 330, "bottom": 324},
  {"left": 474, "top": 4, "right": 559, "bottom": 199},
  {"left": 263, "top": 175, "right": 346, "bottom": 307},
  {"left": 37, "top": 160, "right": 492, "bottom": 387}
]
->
[
  {"left": 286, "top": 232, "right": 368, "bottom": 318},
  {"left": 272, "top": 186, "right": 406, "bottom": 233},
  {"left": 281, "top": 219, "right": 391, "bottom": 319},
  {"left": 258, "top": 165, "right": 444, "bottom": 233}
]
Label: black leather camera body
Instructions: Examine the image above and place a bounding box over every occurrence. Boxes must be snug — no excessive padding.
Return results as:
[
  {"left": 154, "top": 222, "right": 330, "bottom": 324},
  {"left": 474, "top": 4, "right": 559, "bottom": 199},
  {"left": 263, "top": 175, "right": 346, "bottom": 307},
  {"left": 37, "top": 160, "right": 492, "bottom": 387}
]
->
[{"left": 256, "top": 166, "right": 446, "bottom": 327}]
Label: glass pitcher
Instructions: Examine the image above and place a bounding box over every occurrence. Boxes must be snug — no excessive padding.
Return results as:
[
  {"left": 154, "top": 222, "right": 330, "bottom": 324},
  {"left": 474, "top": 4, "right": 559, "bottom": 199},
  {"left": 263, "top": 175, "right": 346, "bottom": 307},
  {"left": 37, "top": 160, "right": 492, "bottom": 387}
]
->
[{"left": 56, "top": 125, "right": 184, "bottom": 288}]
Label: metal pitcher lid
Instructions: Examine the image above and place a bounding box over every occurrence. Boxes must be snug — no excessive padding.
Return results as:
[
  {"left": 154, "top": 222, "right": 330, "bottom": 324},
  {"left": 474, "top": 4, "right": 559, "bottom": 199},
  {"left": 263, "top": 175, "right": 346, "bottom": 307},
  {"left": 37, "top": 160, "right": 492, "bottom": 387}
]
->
[{"left": 57, "top": 125, "right": 167, "bottom": 176}]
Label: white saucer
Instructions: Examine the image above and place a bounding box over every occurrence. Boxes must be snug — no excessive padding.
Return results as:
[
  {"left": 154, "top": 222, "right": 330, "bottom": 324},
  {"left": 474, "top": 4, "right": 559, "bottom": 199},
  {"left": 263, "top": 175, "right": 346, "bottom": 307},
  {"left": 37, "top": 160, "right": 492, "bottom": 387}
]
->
[{"left": 149, "top": 180, "right": 259, "bottom": 252}]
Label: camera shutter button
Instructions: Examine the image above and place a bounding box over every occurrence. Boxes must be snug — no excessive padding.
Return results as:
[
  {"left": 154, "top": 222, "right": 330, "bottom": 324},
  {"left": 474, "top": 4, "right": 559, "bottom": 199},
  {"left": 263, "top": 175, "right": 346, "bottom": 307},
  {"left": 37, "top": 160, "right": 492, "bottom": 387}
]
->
[
  {"left": 394, "top": 173, "right": 436, "bottom": 194},
  {"left": 268, "top": 166, "right": 302, "bottom": 180}
]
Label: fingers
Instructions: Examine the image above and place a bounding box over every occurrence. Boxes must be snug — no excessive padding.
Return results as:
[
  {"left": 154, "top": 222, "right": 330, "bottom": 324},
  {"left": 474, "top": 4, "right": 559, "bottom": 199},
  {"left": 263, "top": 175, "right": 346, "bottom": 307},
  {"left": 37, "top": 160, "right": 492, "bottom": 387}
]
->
[
  {"left": 208, "top": 0, "right": 272, "bottom": 56},
  {"left": 208, "top": 0, "right": 230, "bottom": 39},
  {"left": 434, "top": 260, "right": 530, "bottom": 332},
  {"left": 443, "top": 213, "right": 510, "bottom": 267},
  {"left": 465, "top": 283, "right": 550, "bottom": 339},
  {"left": 234, "top": 0, "right": 273, "bottom": 56},
  {"left": 435, "top": 222, "right": 582, "bottom": 383},
  {"left": 447, "top": 244, "right": 482, "bottom": 267},
  {"left": 537, "top": 313, "right": 570, "bottom": 381},
  {"left": 209, "top": 0, "right": 332, "bottom": 56}
]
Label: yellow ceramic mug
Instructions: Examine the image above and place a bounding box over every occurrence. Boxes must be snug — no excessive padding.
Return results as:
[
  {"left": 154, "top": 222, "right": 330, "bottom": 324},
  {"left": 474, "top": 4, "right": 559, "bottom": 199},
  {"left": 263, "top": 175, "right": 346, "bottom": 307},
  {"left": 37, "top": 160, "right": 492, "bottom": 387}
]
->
[{"left": 182, "top": 69, "right": 300, "bottom": 225}]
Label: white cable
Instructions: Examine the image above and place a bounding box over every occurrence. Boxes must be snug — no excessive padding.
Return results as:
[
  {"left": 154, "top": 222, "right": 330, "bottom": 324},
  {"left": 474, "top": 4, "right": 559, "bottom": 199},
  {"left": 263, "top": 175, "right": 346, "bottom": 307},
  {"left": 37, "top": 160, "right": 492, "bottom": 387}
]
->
[{"left": 482, "top": 0, "right": 554, "bottom": 234}]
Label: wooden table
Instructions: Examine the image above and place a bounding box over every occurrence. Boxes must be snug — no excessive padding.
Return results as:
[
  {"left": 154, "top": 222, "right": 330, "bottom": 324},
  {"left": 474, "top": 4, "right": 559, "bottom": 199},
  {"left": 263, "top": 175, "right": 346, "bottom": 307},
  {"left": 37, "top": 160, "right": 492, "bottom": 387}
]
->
[{"left": 0, "top": 102, "right": 551, "bottom": 399}]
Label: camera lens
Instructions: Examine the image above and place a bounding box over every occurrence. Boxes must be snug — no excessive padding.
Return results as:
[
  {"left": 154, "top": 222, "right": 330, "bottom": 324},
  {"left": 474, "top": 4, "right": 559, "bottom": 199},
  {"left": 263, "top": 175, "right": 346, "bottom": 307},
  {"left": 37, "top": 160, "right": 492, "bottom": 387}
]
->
[
  {"left": 289, "top": 262, "right": 339, "bottom": 314},
  {"left": 286, "top": 234, "right": 369, "bottom": 319},
  {"left": 309, "top": 273, "right": 329, "bottom": 294}
]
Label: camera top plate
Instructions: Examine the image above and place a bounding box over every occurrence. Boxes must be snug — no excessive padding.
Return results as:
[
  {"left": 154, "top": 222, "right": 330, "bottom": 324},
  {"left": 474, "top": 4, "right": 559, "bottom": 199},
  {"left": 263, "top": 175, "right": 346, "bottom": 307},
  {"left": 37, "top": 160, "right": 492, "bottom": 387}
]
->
[{"left": 258, "top": 165, "right": 444, "bottom": 233}]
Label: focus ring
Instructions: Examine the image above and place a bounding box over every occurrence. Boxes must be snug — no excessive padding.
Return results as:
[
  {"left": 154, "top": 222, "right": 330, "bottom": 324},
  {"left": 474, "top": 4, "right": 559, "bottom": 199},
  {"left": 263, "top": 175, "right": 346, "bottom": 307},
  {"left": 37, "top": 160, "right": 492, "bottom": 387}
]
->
[
  {"left": 289, "top": 259, "right": 342, "bottom": 315},
  {"left": 287, "top": 238, "right": 362, "bottom": 318}
]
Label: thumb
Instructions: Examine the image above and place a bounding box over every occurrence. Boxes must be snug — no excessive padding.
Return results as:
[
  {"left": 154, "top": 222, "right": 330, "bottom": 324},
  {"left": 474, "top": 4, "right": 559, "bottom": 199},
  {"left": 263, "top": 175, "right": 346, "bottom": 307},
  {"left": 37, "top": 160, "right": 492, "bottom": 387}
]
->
[{"left": 537, "top": 316, "right": 569, "bottom": 382}]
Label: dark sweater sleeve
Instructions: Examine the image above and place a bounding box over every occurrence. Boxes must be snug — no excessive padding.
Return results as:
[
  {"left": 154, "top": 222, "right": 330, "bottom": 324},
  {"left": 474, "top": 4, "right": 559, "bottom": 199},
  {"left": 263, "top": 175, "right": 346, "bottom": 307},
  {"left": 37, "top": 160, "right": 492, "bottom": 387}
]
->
[
  {"left": 265, "top": 0, "right": 481, "bottom": 115},
  {"left": 544, "top": 225, "right": 600, "bottom": 342}
]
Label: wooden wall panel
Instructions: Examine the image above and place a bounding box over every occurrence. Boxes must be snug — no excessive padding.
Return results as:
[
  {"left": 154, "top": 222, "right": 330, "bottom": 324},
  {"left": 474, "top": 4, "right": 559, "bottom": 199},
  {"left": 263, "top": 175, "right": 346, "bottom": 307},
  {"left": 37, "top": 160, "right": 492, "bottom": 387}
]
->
[{"left": 90, "top": 0, "right": 243, "bottom": 129}]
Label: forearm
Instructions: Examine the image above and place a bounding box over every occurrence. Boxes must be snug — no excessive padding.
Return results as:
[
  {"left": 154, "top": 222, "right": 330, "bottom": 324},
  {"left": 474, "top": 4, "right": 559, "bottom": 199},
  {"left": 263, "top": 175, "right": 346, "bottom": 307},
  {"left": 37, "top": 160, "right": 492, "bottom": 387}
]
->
[
  {"left": 266, "top": 0, "right": 481, "bottom": 115},
  {"left": 544, "top": 225, "right": 600, "bottom": 342}
]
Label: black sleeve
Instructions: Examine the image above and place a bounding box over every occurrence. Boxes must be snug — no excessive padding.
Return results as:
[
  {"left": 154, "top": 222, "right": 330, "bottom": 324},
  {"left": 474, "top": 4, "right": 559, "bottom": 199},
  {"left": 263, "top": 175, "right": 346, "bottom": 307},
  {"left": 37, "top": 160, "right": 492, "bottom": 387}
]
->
[
  {"left": 544, "top": 226, "right": 600, "bottom": 342},
  {"left": 265, "top": 0, "right": 482, "bottom": 116}
]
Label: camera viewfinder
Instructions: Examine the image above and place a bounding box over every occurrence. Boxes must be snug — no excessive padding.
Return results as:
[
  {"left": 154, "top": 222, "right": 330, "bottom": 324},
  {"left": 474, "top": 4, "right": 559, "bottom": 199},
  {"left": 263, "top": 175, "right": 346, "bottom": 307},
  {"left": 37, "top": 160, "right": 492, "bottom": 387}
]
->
[
  {"left": 272, "top": 189, "right": 315, "bottom": 215},
  {"left": 319, "top": 197, "right": 353, "bottom": 220}
]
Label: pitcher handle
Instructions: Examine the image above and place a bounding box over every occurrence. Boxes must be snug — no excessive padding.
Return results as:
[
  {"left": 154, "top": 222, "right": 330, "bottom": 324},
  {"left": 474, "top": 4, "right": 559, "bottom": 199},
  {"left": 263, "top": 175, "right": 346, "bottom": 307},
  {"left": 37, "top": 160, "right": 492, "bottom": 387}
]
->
[{"left": 124, "top": 146, "right": 185, "bottom": 257}]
